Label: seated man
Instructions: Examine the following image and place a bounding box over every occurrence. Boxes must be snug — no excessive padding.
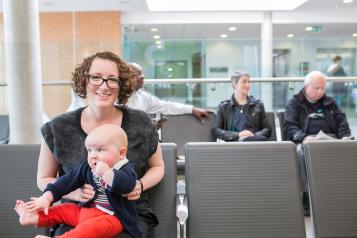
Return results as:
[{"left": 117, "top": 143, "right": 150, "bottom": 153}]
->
[
  {"left": 284, "top": 70, "right": 353, "bottom": 216},
  {"left": 127, "top": 63, "right": 209, "bottom": 127}
]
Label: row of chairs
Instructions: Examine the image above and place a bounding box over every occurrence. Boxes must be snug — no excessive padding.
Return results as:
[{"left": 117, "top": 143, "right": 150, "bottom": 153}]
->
[{"left": 1, "top": 141, "right": 357, "bottom": 237}]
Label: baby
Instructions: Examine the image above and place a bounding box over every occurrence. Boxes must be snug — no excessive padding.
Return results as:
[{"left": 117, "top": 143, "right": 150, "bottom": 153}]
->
[{"left": 14, "top": 124, "right": 141, "bottom": 238}]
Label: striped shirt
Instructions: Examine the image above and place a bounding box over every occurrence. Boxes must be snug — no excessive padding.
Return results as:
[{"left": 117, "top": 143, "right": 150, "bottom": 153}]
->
[{"left": 92, "top": 173, "right": 114, "bottom": 215}]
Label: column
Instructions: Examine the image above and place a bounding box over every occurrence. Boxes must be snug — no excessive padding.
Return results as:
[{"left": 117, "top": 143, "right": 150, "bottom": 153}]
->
[
  {"left": 3, "top": 0, "right": 43, "bottom": 143},
  {"left": 261, "top": 11, "right": 273, "bottom": 111}
]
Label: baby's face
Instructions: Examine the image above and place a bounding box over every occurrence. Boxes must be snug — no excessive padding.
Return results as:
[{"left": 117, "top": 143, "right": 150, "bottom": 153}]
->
[{"left": 86, "top": 141, "right": 122, "bottom": 170}]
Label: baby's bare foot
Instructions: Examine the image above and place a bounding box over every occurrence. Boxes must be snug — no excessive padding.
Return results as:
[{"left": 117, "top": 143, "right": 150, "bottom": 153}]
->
[{"left": 14, "top": 200, "right": 38, "bottom": 226}]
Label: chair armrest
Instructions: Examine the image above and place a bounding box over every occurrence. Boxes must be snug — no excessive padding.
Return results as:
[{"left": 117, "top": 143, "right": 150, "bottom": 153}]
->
[{"left": 176, "top": 180, "right": 188, "bottom": 238}]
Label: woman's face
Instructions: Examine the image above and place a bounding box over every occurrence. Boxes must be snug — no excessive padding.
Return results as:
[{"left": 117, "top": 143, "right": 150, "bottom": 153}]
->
[
  {"left": 234, "top": 75, "right": 250, "bottom": 95},
  {"left": 86, "top": 58, "right": 119, "bottom": 108}
]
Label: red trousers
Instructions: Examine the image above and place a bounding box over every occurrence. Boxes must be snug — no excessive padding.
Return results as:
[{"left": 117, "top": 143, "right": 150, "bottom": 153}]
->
[{"left": 37, "top": 203, "right": 123, "bottom": 238}]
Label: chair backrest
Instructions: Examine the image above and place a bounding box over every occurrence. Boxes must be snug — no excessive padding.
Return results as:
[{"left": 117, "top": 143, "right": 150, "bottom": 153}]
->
[
  {"left": 266, "top": 112, "right": 277, "bottom": 141},
  {"left": 161, "top": 112, "right": 216, "bottom": 155},
  {"left": 0, "top": 144, "right": 46, "bottom": 237},
  {"left": 185, "top": 142, "right": 306, "bottom": 238},
  {"left": 303, "top": 141, "right": 357, "bottom": 238},
  {"left": 147, "top": 143, "right": 177, "bottom": 238},
  {"left": 0, "top": 115, "right": 9, "bottom": 144},
  {"left": 277, "top": 110, "right": 286, "bottom": 141}
]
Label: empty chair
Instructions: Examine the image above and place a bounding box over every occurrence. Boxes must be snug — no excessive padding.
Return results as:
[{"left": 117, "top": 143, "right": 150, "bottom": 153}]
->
[
  {"left": 277, "top": 110, "right": 286, "bottom": 141},
  {"left": 147, "top": 143, "right": 177, "bottom": 238},
  {"left": 266, "top": 112, "right": 277, "bottom": 141},
  {"left": 161, "top": 112, "right": 216, "bottom": 156},
  {"left": 185, "top": 141, "right": 306, "bottom": 238},
  {"left": 303, "top": 140, "right": 357, "bottom": 238},
  {"left": 0, "top": 115, "right": 9, "bottom": 144},
  {"left": 0, "top": 144, "right": 46, "bottom": 237}
]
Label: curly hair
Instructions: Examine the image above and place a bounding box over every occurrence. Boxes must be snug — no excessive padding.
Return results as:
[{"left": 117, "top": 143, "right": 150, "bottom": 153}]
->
[{"left": 72, "top": 51, "right": 135, "bottom": 105}]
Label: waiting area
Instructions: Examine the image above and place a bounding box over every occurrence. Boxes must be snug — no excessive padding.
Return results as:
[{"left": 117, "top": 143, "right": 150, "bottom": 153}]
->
[{"left": 1, "top": 140, "right": 357, "bottom": 238}]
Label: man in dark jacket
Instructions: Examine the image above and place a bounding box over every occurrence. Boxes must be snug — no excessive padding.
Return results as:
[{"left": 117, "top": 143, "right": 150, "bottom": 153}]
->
[{"left": 284, "top": 70, "right": 353, "bottom": 216}]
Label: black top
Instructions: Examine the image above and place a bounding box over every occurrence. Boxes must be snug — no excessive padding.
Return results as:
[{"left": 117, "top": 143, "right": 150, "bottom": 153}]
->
[
  {"left": 284, "top": 88, "right": 352, "bottom": 143},
  {"left": 212, "top": 94, "right": 271, "bottom": 141},
  {"left": 232, "top": 102, "right": 251, "bottom": 133},
  {"left": 41, "top": 105, "right": 159, "bottom": 225},
  {"left": 305, "top": 100, "right": 333, "bottom": 135}
]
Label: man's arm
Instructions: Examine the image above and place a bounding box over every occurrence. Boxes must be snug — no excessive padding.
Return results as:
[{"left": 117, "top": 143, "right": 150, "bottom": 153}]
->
[
  {"left": 140, "top": 90, "right": 209, "bottom": 119},
  {"left": 284, "top": 98, "right": 306, "bottom": 143},
  {"left": 332, "top": 103, "right": 352, "bottom": 138}
]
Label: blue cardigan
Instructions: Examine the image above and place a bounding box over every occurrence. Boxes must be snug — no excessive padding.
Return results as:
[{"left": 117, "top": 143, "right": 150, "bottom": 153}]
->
[{"left": 45, "top": 161, "right": 141, "bottom": 238}]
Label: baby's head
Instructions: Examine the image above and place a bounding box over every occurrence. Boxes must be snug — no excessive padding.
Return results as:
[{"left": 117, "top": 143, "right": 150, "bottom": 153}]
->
[{"left": 85, "top": 124, "right": 128, "bottom": 170}]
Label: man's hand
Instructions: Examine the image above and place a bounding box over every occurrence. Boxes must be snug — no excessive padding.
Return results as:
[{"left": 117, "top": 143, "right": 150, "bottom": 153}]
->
[
  {"left": 192, "top": 107, "right": 209, "bottom": 121},
  {"left": 303, "top": 135, "right": 316, "bottom": 142}
]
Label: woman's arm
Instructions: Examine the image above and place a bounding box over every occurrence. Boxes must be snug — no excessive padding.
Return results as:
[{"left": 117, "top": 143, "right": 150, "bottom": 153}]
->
[
  {"left": 212, "top": 104, "right": 239, "bottom": 141},
  {"left": 140, "top": 144, "right": 165, "bottom": 190},
  {"left": 125, "top": 144, "right": 164, "bottom": 200},
  {"left": 37, "top": 140, "right": 95, "bottom": 202},
  {"left": 37, "top": 140, "right": 59, "bottom": 191}
]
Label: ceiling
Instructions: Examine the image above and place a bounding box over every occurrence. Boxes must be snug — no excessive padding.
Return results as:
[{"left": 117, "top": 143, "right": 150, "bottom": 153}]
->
[{"left": 1, "top": 0, "right": 357, "bottom": 39}]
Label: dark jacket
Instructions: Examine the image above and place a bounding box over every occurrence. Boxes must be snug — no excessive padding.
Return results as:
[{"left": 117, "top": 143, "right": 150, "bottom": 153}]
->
[
  {"left": 212, "top": 95, "right": 271, "bottom": 141},
  {"left": 45, "top": 161, "right": 141, "bottom": 238},
  {"left": 284, "top": 88, "right": 352, "bottom": 143}
]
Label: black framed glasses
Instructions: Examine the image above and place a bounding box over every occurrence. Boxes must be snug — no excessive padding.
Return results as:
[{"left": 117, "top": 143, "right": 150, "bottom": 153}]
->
[{"left": 85, "top": 74, "right": 121, "bottom": 89}]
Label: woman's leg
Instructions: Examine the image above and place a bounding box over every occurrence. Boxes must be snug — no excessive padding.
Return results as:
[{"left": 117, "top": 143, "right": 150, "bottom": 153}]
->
[{"left": 115, "top": 217, "right": 154, "bottom": 238}]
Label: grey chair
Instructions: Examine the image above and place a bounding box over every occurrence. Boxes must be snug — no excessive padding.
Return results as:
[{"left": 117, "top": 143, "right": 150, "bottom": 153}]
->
[
  {"left": 266, "top": 111, "right": 277, "bottom": 141},
  {"left": 185, "top": 142, "right": 306, "bottom": 238},
  {"left": 303, "top": 140, "right": 357, "bottom": 238},
  {"left": 161, "top": 112, "right": 216, "bottom": 156},
  {"left": 277, "top": 110, "right": 286, "bottom": 141},
  {"left": 0, "top": 115, "right": 9, "bottom": 144},
  {"left": 0, "top": 144, "right": 47, "bottom": 237},
  {"left": 147, "top": 143, "right": 177, "bottom": 238}
]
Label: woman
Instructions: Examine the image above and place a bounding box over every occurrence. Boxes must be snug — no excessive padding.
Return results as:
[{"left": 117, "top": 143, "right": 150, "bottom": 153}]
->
[
  {"left": 212, "top": 72, "right": 271, "bottom": 141},
  {"left": 37, "top": 52, "right": 164, "bottom": 237}
]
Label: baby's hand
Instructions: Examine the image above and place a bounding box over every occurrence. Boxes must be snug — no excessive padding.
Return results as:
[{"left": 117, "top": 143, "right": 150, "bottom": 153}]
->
[
  {"left": 93, "top": 161, "right": 111, "bottom": 177},
  {"left": 26, "top": 192, "right": 53, "bottom": 215}
]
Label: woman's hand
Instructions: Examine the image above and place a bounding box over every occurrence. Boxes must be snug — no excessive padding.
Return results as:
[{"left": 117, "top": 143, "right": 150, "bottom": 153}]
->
[
  {"left": 238, "top": 130, "right": 254, "bottom": 140},
  {"left": 78, "top": 184, "right": 95, "bottom": 202},
  {"left": 122, "top": 180, "right": 142, "bottom": 201}
]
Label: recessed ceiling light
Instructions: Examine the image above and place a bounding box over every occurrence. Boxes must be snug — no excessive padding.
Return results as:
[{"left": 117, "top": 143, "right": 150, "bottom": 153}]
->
[
  {"left": 305, "top": 26, "right": 313, "bottom": 31},
  {"left": 228, "top": 27, "right": 237, "bottom": 31},
  {"left": 157, "top": 45, "right": 162, "bottom": 49},
  {"left": 343, "top": 0, "right": 353, "bottom": 3},
  {"left": 155, "top": 40, "right": 162, "bottom": 45},
  {"left": 220, "top": 34, "right": 228, "bottom": 38},
  {"left": 150, "top": 28, "right": 158, "bottom": 32},
  {"left": 153, "top": 35, "right": 161, "bottom": 39},
  {"left": 352, "top": 33, "right": 357, "bottom": 37},
  {"left": 146, "top": 0, "right": 308, "bottom": 11},
  {"left": 287, "top": 33, "right": 295, "bottom": 38}
]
